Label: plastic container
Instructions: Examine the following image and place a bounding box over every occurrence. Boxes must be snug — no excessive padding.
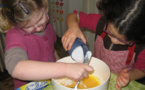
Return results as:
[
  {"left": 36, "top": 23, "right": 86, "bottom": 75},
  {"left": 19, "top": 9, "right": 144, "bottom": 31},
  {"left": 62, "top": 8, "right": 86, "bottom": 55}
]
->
[
  {"left": 51, "top": 56, "right": 110, "bottom": 90},
  {"left": 68, "top": 38, "right": 89, "bottom": 63}
]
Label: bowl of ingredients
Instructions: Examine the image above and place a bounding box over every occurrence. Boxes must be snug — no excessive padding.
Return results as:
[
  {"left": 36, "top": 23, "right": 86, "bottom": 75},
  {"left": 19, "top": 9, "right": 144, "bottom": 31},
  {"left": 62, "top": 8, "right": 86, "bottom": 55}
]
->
[{"left": 51, "top": 56, "right": 110, "bottom": 90}]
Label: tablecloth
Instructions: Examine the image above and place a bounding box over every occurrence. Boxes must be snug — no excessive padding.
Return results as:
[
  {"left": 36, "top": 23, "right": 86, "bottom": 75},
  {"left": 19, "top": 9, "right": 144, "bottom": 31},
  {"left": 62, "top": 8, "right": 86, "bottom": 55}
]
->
[
  {"left": 108, "top": 73, "right": 145, "bottom": 90},
  {"left": 17, "top": 73, "right": 145, "bottom": 90}
]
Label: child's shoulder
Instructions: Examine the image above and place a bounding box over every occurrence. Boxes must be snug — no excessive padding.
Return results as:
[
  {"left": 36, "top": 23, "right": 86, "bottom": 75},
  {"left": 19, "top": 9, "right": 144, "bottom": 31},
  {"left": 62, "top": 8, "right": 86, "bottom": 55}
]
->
[
  {"left": 47, "top": 23, "right": 54, "bottom": 29},
  {"left": 6, "top": 26, "right": 20, "bottom": 36},
  {"left": 5, "top": 26, "right": 25, "bottom": 43},
  {"left": 46, "top": 23, "right": 56, "bottom": 33}
]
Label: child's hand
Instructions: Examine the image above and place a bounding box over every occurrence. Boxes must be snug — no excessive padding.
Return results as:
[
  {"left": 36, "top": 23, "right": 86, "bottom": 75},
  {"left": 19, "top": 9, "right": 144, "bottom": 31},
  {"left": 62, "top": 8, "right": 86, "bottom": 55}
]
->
[
  {"left": 65, "top": 63, "right": 94, "bottom": 81},
  {"left": 116, "top": 68, "right": 130, "bottom": 90},
  {"left": 62, "top": 26, "right": 86, "bottom": 51}
]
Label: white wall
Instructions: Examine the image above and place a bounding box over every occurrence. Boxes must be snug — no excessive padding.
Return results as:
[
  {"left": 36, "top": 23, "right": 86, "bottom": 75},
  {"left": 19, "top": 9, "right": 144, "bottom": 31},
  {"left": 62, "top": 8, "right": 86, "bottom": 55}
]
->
[
  {"left": 49, "top": 0, "right": 84, "bottom": 37},
  {"left": 82, "top": 0, "right": 100, "bottom": 53},
  {"left": 49, "top": 0, "right": 100, "bottom": 53},
  {"left": 67, "top": 0, "right": 83, "bottom": 13}
]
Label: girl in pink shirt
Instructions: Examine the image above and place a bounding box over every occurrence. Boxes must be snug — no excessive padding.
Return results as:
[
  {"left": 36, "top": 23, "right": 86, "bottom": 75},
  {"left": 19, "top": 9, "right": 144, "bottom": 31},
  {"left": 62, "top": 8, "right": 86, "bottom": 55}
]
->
[
  {"left": 62, "top": 0, "right": 145, "bottom": 90},
  {"left": 0, "top": 0, "right": 93, "bottom": 89}
]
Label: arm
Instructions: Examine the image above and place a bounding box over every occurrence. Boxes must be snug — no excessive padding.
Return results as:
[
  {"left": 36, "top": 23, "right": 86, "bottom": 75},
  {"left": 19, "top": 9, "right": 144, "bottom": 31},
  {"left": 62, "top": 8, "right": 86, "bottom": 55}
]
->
[
  {"left": 5, "top": 48, "right": 93, "bottom": 81},
  {"left": 62, "top": 13, "right": 86, "bottom": 51},
  {"left": 116, "top": 49, "right": 145, "bottom": 90},
  {"left": 115, "top": 68, "right": 130, "bottom": 90},
  {"left": 128, "top": 68, "right": 145, "bottom": 80},
  {"left": 13, "top": 60, "right": 93, "bottom": 81},
  {"left": 62, "top": 11, "right": 101, "bottom": 51},
  {"left": 116, "top": 68, "right": 145, "bottom": 90}
]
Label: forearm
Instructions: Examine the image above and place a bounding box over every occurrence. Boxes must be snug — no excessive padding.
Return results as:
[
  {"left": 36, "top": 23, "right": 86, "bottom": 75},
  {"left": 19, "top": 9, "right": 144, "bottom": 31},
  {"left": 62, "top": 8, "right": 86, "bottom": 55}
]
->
[
  {"left": 66, "top": 13, "right": 79, "bottom": 28},
  {"left": 62, "top": 13, "right": 86, "bottom": 50},
  {"left": 12, "top": 60, "right": 66, "bottom": 81},
  {"left": 128, "top": 68, "right": 145, "bottom": 80}
]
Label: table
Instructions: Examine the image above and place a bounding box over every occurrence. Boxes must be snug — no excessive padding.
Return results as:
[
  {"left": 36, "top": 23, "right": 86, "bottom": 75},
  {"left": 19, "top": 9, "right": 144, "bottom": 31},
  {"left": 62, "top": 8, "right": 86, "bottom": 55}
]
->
[{"left": 17, "top": 73, "right": 145, "bottom": 90}]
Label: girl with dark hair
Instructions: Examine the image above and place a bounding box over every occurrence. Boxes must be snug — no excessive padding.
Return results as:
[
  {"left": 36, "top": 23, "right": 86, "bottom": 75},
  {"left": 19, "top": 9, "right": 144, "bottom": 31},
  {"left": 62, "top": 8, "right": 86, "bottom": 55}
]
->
[
  {"left": 1, "top": 0, "right": 93, "bottom": 89},
  {"left": 62, "top": 0, "right": 145, "bottom": 89}
]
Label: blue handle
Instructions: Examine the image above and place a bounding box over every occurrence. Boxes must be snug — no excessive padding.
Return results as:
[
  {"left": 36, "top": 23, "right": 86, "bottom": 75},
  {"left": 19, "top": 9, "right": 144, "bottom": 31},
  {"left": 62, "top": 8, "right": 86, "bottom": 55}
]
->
[{"left": 68, "top": 38, "right": 89, "bottom": 60}]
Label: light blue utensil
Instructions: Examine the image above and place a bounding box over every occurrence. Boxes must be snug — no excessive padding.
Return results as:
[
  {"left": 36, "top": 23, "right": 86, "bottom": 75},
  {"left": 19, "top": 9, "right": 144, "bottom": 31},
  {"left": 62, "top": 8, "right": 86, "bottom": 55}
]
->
[{"left": 72, "top": 51, "right": 92, "bottom": 89}]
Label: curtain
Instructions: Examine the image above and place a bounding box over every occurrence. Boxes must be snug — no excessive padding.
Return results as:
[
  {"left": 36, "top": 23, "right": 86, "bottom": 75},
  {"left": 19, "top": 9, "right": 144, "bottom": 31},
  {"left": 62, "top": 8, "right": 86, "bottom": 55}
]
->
[{"left": 49, "top": 0, "right": 100, "bottom": 53}]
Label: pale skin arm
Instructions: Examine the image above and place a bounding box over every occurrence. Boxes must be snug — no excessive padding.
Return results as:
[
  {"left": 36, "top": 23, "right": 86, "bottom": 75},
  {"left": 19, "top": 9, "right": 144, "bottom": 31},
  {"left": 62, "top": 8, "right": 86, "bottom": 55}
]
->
[
  {"left": 62, "top": 13, "right": 86, "bottom": 51},
  {"left": 116, "top": 68, "right": 145, "bottom": 90},
  {"left": 12, "top": 60, "right": 93, "bottom": 81}
]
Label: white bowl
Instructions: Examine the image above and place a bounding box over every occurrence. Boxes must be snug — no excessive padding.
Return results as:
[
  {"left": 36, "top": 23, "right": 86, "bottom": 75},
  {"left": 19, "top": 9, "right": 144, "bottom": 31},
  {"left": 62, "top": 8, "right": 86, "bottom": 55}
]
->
[{"left": 52, "top": 56, "right": 110, "bottom": 90}]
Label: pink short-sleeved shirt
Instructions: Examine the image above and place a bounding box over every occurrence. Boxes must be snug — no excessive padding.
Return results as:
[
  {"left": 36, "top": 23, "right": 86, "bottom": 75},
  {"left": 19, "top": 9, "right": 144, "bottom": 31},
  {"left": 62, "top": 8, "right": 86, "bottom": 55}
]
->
[
  {"left": 5, "top": 23, "right": 57, "bottom": 89},
  {"left": 5, "top": 24, "right": 56, "bottom": 62},
  {"left": 134, "top": 49, "right": 145, "bottom": 73},
  {"left": 74, "top": 10, "right": 101, "bottom": 32}
]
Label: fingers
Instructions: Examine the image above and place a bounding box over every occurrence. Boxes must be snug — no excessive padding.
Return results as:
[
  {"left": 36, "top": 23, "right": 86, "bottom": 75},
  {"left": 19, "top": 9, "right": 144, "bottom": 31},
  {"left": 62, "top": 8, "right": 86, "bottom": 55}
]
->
[
  {"left": 79, "top": 65, "right": 94, "bottom": 80},
  {"left": 71, "top": 70, "right": 86, "bottom": 81},
  {"left": 83, "top": 71, "right": 88, "bottom": 78},
  {"left": 67, "top": 38, "right": 76, "bottom": 50},
  {"left": 62, "top": 37, "right": 76, "bottom": 51},
  {"left": 74, "top": 66, "right": 93, "bottom": 81},
  {"left": 62, "top": 36, "right": 70, "bottom": 50},
  {"left": 83, "top": 66, "right": 94, "bottom": 78},
  {"left": 62, "top": 36, "right": 86, "bottom": 51},
  {"left": 62, "top": 34, "right": 68, "bottom": 51},
  {"left": 65, "top": 63, "right": 94, "bottom": 81},
  {"left": 85, "top": 65, "right": 94, "bottom": 73},
  {"left": 117, "top": 76, "right": 126, "bottom": 87},
  {"left": 62, "top": 34, "right": 76, "bottom": 51},
  {"left": 62, "top": 27, "right": 86, "bottom": 51},
  {"left": 123, "top": 68, "right": 129, "bottom": 73},
  {"left": 116, "top": 75, "right": 130, "bottom": 90},
  {"left": 116, "top": 84, "right": 121, "bottom": 90},
  {"left": 116, "top": 68, "right": 130, "bottom": 90}
]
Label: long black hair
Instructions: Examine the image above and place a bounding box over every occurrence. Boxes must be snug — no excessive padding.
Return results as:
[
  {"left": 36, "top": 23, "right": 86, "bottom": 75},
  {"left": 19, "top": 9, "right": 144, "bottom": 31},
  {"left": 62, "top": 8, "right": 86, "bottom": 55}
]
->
[{"left": 97, "top": 0, "right": 145, "bottom": 44}]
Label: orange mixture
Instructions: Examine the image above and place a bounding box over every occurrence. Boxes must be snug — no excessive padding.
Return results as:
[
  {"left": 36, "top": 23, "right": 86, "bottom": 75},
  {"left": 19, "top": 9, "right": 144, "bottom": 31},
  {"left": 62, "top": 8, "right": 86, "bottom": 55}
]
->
[{"left": 57, "top": 74, "right": 100, "bottom": 89}]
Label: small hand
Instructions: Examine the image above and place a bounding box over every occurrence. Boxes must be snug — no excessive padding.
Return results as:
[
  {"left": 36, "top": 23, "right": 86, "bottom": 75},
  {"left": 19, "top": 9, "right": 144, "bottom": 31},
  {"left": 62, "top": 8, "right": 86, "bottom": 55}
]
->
[
  {"left": 116, "top": 68, "right": 130, "bottom": 90},
  {"left": 65, "top": 63, "right": 94, "bottom": 81},
  {"left": 62, "top": 27, "right": 86, "bottom": 51}
]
